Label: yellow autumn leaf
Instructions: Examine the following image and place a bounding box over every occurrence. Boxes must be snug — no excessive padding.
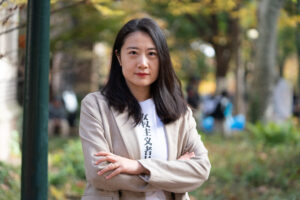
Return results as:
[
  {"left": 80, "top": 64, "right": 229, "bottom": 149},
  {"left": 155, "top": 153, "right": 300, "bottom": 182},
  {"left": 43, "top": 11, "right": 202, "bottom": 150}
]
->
[
  {"left": 90, "top": 0, "right": 112, "bottom": 3},
  {"left": 168, "top": 1, "right": 203, "bottom": 15},
  {"left": 93, "top": 4, "right": 124, "bottom": 16},
  {"left": 50, "top": 185, "right": 66, "bottom": 200},
  {"left": 278, "top": 10, "right": 299, "bottom": 28},
  {"left": 11, "top": 0, "right": 26, "bottom": 4}
]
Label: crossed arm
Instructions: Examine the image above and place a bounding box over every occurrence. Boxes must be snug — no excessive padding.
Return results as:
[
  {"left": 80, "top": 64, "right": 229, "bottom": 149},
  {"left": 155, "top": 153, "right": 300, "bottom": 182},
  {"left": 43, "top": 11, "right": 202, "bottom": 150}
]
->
[{"left": 94, "top": 151, "right": 195, "bottom": 179}]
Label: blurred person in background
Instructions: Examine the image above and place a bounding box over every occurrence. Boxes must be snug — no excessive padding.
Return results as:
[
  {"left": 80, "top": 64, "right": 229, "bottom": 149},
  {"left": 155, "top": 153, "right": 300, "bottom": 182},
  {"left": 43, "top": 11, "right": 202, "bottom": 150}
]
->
[
  {"left": 186, "top": 76, "right": 201, "bottom": 128},
  {"left": 293, "top": 92, "right": 300, "bottom": 119},
  {"left": 48, "top": 97, "right": 70, "bottom": 136},
  {"left": 201, "top": 90, "right": 233, "bottom": 135},
  {"left": 62, "top": 90, "right": 78, "bottom": 128},
  {"left": 271, "top": 77, "right": 292, "bottom": 122},
  {"left": 186, "top": 76, "right": 201, "bottom": 111}
]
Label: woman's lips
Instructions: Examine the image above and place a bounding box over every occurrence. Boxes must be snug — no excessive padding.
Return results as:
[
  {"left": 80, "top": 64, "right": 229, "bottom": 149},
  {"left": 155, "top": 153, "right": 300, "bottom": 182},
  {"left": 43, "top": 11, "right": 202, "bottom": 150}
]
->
[{"left": 135, "top": 73, "right": 149, "bottom": 77}]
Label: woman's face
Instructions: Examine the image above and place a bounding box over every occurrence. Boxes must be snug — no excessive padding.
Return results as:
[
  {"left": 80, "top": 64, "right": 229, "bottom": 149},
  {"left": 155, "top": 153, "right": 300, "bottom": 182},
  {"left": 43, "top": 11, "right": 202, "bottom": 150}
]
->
[{"left": 117, "top": 31, "right": 159, "bottom": 96}]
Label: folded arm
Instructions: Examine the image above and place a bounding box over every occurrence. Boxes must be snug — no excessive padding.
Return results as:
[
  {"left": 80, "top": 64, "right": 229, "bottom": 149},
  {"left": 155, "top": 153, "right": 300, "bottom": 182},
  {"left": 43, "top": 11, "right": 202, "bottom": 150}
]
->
[
  {"left": 79, "top": 95, "right": 155, "bottom": 192},
  {"left": 138, "top": 109, "right": 211, "bottom": 193}
]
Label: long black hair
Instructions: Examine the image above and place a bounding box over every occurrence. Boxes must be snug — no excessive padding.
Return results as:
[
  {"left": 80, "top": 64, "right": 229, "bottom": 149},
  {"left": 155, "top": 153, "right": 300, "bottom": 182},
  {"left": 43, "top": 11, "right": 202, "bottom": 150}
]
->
[{"left": 101, "top": 18, "right": 187, "bottom": 125}]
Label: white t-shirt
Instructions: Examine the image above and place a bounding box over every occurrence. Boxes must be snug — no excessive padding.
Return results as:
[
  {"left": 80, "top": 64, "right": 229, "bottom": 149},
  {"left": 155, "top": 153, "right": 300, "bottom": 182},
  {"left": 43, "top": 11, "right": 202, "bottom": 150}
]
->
[{"left": 135, "top": 98, "right": 168, "bottom": 200}]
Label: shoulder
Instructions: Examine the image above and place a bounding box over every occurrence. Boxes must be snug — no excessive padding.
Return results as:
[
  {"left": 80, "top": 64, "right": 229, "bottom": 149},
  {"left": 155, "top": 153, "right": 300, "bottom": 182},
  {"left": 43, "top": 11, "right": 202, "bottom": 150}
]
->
[
  {"left": 180, "top": 106, "right": 196, "bottom": 130},
  {"left": 181, "top": 106, "right": 193, "bottom": 121},
  {"left": 169, "top": 106, "right": 194, "bottom": 128},
  {"left": 80, "top": 92, "right": 112, "bottom": 122},
  {"left": 81, "top": 91, "right": 107, "bottom": 106},
  {"left": 80, "top": 92, "right": 111, "bottom": 115}
]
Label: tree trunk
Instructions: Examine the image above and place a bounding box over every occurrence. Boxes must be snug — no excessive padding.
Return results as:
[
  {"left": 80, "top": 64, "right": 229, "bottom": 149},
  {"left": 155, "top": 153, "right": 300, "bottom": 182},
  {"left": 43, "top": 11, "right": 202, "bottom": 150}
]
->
[
  {"left": 187, "top": 10, "right": 240, "bottom": 94},
  {"left": 278, "top": 58, "right": 284, "bottom": 78},
  {"left": 51, "top": 52, "right": 64, "bottom": 99},
  {"left": 214, "top": 44, "right": 231, "bottom": 93},
  {"left": 215, "top": 76, "right": 228, "bottom": 94},
  {"left": 234, "top": 29, "right": 246, "bottom": 115},
  {"left": 214, "top": 44, "right": 232, "bottom": 78},
  {"left": 213, "top": 17, "right": 240, "bottom": 93},
  {"left": 249, "top": 0, "right": 285, "bottom": 122},
  {"left": 297, "top": 0, "right": 300, "bottom": 95}
]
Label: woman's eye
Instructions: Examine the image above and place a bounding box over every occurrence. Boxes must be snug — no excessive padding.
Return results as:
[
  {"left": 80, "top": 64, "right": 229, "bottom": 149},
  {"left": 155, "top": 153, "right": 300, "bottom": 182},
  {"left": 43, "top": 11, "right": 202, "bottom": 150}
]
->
[
  {"left": 129, "top": 51, "right": 137, "bottom": 55},
  {"left": 149, "top": 52, "right": 157, "bottom": 56}
]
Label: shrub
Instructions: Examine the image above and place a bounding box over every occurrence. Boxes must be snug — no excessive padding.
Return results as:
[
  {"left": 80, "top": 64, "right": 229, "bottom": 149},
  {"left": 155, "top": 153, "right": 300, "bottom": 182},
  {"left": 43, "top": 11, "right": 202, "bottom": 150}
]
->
[
  {"left": 49, "top": 138, "right": 85, "bottom": 198},
  {"left": 0, "top": 162, "right": 20, "bottom": 200},
  {"left": 247, "top": 121, "right": 300, "bottom": 145},
  {"left": 49, "top": 138, "right": 85, "bottom": 184}
]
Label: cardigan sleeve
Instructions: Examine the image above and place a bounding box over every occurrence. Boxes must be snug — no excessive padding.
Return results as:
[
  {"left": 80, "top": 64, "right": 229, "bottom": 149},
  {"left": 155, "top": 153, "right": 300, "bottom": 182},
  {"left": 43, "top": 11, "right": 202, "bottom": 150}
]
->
[
  {"left": 138, "top": 108, "right": 211, "bottom": 193},
  {"left": 79, "top": 94, "right": 155, "bottom": 192}
]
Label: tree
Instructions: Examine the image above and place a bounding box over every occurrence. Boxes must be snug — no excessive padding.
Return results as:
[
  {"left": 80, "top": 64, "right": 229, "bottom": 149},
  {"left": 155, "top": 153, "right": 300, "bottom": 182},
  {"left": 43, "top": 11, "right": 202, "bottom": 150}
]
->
[
  {"left": 146, "top": 0, "right": 254, "bottom": 92},
  {"left": 249, "top": 0, "right": 286, "bottom": 122}
]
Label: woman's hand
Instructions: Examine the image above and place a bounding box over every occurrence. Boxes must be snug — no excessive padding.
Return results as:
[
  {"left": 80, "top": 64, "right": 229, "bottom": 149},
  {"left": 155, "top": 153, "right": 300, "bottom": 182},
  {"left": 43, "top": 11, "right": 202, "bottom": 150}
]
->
[
  {"left": 94, "top": 152, "right": 149, "bottom": 179},
  {"left": 178, "top": 152, "right": 195, "bottom": 160}
]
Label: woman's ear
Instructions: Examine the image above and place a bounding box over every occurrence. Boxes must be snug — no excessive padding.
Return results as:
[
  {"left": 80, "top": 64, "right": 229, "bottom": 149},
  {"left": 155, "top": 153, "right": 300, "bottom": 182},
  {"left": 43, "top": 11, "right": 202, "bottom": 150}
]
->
[{"left": 115, "top": 50, "right": 122, "bottom": 66}]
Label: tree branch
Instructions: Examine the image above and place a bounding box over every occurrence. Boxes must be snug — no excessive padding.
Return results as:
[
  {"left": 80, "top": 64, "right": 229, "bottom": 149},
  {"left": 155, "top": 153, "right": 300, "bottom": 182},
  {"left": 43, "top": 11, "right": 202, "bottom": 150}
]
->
[
  {"left": 0, "top": 0, "right": 8, "bottom": 6},
  {"left": 185, "top": 13, "right": 211, "bottom": 42},
  {"left": 0, "top": 0, "right": 86, "bottom": 36},
  {"left": 0, "top": 23, "right": 26, "bottom": 35}
]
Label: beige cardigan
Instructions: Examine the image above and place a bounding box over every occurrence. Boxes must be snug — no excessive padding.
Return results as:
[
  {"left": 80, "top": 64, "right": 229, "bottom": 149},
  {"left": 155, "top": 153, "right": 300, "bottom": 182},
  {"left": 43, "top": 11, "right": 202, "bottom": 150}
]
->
[{"left": 79, "top": 92, "right": 211, "bottom": 200}]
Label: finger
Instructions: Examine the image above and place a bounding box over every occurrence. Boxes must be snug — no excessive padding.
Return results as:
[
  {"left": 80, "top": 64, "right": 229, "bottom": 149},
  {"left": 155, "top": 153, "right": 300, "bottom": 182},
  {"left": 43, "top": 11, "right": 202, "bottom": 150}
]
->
[
  {"left": 178, "top": 152, "right": 189, "bottom": 159},
  {"left": 178, "top": 152, "right": 195, "bottom": 160},
  {"left": 178, "top": 153, "right": 186, "bottom": 158},
  {"left": 106, "top": 155, "right": 118, "bottom": 163},
  {"left": 97, "top": 163, "right": 119, "bottom": 176},
  {"left": 189, "top": 152, "right": 195, "bottom": 157},
  {"left": 178, "top": 155, "right": 188, "bottom": 160},
  {"left": 105, "top": 167, "right": 122, "bottom": 179},
  {"left": 94, "top": 157, "right": 108, "bottom": 165},
  {"left": 94, "top": 155, "right": 117, "bottom": 165},
  {"left": 94, "top": 151, "right": 111, "bottom": 156}
]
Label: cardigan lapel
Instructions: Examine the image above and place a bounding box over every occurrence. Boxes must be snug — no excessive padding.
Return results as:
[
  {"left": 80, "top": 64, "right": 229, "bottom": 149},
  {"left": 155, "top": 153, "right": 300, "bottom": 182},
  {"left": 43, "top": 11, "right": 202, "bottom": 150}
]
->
[
  {"left": 111, "top": 107, "right": 141, "bottom": 160},
  {"left": 164, "top": 122, "right": 178, "bottom": 161}
]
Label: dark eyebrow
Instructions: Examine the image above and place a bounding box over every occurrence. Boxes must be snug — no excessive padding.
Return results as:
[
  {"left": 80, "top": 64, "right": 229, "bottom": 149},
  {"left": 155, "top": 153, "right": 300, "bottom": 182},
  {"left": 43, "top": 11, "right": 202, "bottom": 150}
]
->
[
  {"left": 126, "top": 47, "right": 139, "bottom": 50},
  {"left": 126, "top": 47, "right": 157, "bottom": 50}
]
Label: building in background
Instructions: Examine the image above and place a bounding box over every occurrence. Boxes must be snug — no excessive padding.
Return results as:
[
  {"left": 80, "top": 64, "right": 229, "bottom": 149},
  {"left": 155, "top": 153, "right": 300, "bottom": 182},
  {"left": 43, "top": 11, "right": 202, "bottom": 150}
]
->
[{"left": 0, "top": 2, "right": 20, "bottom": 162}]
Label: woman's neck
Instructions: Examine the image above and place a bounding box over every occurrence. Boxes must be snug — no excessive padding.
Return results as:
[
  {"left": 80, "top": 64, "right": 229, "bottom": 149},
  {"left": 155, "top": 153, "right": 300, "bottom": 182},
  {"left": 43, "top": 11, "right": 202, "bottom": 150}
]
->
[
  {"left": 129, "top": 86, "right": 151, "bottom": 102},
  {"left": 134, "top": 91, "right": 151, "bottom": 102}
]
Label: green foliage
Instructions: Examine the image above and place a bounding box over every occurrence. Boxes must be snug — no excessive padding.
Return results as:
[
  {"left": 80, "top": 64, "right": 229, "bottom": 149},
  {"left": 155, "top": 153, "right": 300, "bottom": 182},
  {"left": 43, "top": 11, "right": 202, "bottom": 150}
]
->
[
  {"left": 191, "top": 134, "right": 300, "bottom": 200},
  {"left": 277, "top": 25, "right": 297, "bottom": 73},
  {"left": 243, "top": 164, "right": 269, "bottom": 186},
  {"left": 50, "top": 3, "right": 124, "bottom": 52},
  {"left": 178, "top": 50, "right": 212, "bottom": 81},
  {"left": 49, "top": 138, "right": 85, "bottom": 184},
  {"left": 247, "top": 121, "right": 300, "bottom": 145},
  {"left": 0, "top": 162, "right": 20, "bottom": 200},
  {"left": 48, "top": 137, "right": 85, "bottom": 199}
]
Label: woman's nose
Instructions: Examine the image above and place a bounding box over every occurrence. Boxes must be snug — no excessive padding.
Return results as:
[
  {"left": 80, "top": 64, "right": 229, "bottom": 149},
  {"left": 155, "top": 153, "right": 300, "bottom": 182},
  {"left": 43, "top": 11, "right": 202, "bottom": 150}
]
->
[{"left": 138, "top": 55, "right": 148, "bottom": 69}]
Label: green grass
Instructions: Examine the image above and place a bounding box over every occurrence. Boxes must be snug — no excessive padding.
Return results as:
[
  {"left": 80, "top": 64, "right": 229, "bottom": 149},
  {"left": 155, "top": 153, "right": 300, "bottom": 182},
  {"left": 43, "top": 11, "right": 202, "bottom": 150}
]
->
[
  {"left": 1, "top": 127, "right": 300, "bottom": 200},
  {"left": 190, "top": 133, "right": 300, "bottom": 200}
]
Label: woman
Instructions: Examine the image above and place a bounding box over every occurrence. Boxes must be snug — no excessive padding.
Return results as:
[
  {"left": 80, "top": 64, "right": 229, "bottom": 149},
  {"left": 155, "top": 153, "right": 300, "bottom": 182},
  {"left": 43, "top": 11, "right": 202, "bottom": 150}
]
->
[{"left": 79, "top": 18, "right": 211, "bottom": 200}]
